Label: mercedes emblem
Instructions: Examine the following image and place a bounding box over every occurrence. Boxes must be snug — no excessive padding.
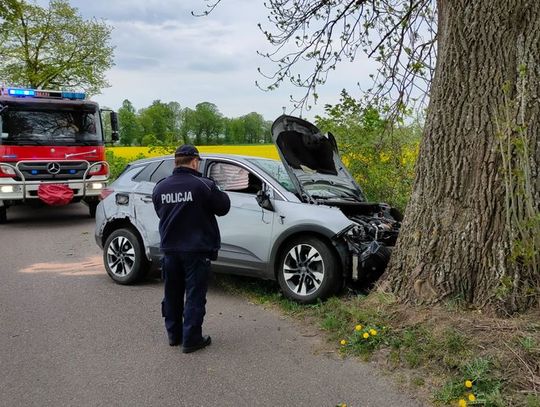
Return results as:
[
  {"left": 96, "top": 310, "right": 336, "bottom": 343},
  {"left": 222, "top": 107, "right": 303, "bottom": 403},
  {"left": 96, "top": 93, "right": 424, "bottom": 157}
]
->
[{"left": 47, "top": 162, "right": 61, "bottom": 175}]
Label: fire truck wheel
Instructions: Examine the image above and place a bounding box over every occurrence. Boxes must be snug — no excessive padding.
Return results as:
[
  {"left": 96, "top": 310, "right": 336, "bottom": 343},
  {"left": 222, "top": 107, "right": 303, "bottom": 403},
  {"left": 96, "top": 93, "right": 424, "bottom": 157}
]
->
[
  {"left": 103, "top": 228, "right": 149, "bottom": 284},
  {"left": 88, "top": 202, "right": 98, "bottom": 218},
  {"left": 0, "top": 206, "right": 6, "bottom": 224}
]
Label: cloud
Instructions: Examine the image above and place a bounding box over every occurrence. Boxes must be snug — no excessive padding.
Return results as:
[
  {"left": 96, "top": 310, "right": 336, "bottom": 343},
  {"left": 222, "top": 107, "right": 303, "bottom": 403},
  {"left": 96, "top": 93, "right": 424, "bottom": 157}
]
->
[
  {"left": 115, "top": 56, "right": 161, "bottom": 70},
  {"left": 108, "top": 16, "right": 256, "bottom": 73},
  {"left": 34, "top": 0, "right": 380, "bottom": 121},
  {"left": 70, "top": 0, "right": 196, "bottom": 24},
  {"left": 69, "top": 0, "right": 257, "bottom": 25},
  {"left": 186, "top": 60, "right": 240, "bottom": 73}
]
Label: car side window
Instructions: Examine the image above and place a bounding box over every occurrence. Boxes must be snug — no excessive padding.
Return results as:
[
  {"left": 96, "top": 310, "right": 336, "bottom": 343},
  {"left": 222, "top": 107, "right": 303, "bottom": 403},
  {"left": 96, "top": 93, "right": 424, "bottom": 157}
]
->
[
  {"left": 150, "top": 159, "right": 175, "bottom": 183},
  {"left": 132, "top": 161, "right": 160, "bottom": 182},
  {"left": 207, "top": 162, "right": 262, "bottom": 194}
]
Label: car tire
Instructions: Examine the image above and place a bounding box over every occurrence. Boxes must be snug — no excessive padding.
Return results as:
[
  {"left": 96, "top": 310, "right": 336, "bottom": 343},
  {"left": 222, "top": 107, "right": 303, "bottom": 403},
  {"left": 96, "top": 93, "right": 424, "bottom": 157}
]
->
[
  {"left": 0, "top": 206, "right": 6, "bottom": 224},
  {"left": 103, "top": 228, "right": 149, "bottom": 285},
  {"left": 277, "top": 236, "right": 341, "bottom": 304}
]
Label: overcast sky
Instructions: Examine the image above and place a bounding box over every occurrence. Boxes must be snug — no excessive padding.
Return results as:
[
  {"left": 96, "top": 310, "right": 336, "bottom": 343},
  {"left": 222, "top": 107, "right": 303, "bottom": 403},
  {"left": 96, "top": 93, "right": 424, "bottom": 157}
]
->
[{"left": 36, "top": 0, "right": 376, "bottom": 121}]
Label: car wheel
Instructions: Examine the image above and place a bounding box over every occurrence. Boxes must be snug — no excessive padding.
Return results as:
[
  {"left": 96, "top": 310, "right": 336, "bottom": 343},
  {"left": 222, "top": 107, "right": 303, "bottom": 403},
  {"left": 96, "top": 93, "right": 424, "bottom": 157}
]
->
[
  {"left": 103, "top": 228, "right": 149, "bottom": 284},
  {"left": 277, "top": 236, "right": 341, "bottom": 304},
  {"left": 0, "top": 206, "right": 6, "bottom": 224}
]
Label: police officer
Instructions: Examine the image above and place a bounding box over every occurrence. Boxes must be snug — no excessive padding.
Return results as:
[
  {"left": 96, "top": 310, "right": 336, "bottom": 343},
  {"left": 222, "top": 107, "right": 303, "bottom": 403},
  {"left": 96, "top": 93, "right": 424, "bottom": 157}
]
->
[{"left": 152, "top": 145, "right": 230, "bottom": 353}]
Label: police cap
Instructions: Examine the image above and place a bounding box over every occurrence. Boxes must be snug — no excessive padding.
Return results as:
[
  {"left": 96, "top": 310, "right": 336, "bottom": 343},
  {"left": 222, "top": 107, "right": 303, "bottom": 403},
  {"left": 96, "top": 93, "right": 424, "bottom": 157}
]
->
[{"left": 175, "top": 144, "right": 201, "bottom": 160}]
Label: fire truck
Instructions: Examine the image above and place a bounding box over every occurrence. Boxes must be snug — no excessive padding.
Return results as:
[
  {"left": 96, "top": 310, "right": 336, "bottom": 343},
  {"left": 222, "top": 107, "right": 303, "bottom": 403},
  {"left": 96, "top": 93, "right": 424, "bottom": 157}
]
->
[{"left": 0, "top": 87, "right": 119, "bottom": 223}]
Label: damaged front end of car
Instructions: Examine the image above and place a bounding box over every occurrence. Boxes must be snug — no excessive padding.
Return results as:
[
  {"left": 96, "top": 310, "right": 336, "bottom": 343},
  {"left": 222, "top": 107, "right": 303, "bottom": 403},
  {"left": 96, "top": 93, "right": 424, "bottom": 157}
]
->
[
  {"left": 336, "top": 203, "right": 401, "bottom": 288},
  {"left": 271, "top": 114, "right": 402, "bottom": 288}
]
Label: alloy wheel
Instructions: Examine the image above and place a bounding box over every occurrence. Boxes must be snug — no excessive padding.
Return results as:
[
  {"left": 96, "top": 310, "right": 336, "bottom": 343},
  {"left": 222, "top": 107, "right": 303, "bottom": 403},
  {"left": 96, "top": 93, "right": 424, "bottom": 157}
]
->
[
  {"left": 282, "top": 243, "right": 325, "bottom": 296},
  {"left": 106, "top": 235, "right": 136, "bottom": 277}
]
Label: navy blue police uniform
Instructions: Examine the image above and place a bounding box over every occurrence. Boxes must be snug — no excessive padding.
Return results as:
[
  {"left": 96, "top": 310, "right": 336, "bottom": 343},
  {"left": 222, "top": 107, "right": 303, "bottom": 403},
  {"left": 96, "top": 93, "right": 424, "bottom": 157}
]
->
[{"left": 152, "top": 145, "right": 230, "bottom": 352}]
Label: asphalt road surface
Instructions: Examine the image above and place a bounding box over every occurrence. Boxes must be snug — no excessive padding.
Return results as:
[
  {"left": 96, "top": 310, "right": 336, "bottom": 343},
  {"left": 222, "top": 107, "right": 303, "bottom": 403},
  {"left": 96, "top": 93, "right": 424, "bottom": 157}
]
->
[{"left": 0, "top": 203, "right": 422, "bottom": 407}]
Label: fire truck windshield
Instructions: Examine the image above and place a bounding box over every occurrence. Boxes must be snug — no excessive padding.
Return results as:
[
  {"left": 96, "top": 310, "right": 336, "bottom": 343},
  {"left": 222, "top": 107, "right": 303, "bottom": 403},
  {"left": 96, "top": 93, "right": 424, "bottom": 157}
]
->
[{"left": 0, "top": 107, "right": 102, "bottom": 146}]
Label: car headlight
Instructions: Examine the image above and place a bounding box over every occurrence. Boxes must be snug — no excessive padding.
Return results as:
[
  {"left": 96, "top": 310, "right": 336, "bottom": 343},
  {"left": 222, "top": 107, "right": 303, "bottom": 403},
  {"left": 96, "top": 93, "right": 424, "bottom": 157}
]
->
[
  {"left": 347, "top": 223, "right": 369, "bottom": 239},
  {"left": 0, "top": 164, "right": 17, "bottom": 177},
  {"left": 89, "top": 164, "right": 103, "bottom": 174}
]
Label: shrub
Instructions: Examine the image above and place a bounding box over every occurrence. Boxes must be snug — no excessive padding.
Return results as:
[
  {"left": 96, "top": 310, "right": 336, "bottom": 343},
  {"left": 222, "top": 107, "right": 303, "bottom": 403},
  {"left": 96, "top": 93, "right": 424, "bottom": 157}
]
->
[
  {"left": 105, "top": 150, "right": 146, "bottom": 180},
  {"left": 315, "top": 91, "right": 422, "bottom": 212}
]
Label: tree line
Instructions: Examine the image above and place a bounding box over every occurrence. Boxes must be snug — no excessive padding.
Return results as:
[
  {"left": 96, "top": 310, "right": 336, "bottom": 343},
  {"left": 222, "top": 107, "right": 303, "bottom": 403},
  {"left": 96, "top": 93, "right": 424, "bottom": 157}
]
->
[{"left": 117, "top": 99, "right": 273, "bottom": 146}]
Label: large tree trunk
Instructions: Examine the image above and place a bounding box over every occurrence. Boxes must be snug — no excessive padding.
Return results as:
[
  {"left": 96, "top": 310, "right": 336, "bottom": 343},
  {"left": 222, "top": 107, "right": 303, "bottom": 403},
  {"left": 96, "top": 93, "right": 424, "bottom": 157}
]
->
[{"left": 384, "top": 0, "right": 540, "bottom": 312}]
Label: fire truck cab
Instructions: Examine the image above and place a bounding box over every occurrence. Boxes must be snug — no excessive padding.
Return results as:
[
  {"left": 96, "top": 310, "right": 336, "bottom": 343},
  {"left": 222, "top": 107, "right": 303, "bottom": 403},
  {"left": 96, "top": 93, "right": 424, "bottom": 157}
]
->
[{"left": 0, "top": 87, "right": 118, "bottom": 223}]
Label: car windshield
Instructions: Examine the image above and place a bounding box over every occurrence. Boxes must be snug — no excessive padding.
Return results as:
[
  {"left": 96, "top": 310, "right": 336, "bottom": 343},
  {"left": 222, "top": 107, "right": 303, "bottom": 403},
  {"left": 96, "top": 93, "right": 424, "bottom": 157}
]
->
[
  {"left": 0, "top": 107, "right": 102, "bottom": 146},
  {"left": 247, "top": 158, "right": 296, "bottom": 193},
  {"left": 303, "top": 182, "right": 361, "bottom": 200}
]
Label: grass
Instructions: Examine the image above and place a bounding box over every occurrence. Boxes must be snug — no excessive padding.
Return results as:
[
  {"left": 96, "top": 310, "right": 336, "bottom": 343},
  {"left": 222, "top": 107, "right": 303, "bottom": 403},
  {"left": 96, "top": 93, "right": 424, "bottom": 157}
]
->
[
  {"left": 435, "top": 358, "right": 505, "bottom": 406},
  {"left": 214, "top": 274, "right": 540, "bottom": 406}
]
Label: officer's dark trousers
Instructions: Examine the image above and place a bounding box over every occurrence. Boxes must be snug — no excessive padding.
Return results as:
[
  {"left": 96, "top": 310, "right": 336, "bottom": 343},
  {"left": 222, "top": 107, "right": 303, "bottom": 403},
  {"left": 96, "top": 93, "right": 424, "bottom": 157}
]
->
[{"left": 161, "top": 253, "right": 210, "bottom": 347}]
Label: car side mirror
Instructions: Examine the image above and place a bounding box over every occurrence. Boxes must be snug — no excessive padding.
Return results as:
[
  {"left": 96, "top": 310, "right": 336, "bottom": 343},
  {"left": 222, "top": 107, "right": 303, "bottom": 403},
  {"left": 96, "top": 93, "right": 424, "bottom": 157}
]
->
[
  {"left": 110, "top": 111, "right": 120, "bottom": 142},
  {"left": 100, "top": 109, "right": 119, "bottom": 144},
  {"left": 256, "top": 189, "right": 274, "bottom": 211}
]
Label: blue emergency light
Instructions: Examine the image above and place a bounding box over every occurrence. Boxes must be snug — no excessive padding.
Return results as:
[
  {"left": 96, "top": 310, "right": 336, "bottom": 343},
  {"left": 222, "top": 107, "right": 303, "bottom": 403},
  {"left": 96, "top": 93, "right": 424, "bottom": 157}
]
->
[
  {"left": 61, "top": 91, "right": 86, "bottom": 100},
  {"left": 6, "top": 88, "right": 86, "bottom": 100},
  {"left": 8, "top": 88, "right": 35, "bottom": 97}
]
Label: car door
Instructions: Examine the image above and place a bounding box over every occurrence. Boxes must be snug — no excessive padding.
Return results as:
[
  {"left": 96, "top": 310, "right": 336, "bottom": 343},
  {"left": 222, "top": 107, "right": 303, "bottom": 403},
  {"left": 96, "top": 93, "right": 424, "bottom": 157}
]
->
[
  {"left": 205, "top": 160, "right": 275, "bottom": 276},
  {"left": 131, "top": 158, "right": 175, "bottom": 257}
]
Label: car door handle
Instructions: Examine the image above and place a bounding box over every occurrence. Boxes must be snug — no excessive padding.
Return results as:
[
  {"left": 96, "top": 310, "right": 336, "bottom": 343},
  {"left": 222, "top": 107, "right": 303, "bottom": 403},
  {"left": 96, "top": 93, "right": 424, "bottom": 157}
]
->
[{"left": 141, "top": 196, "right": 153, "bottom": 203}]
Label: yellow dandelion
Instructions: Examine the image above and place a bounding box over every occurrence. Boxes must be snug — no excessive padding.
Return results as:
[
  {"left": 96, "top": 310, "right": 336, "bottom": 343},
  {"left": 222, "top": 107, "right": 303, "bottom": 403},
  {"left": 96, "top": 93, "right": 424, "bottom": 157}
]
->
[
  {"left": 468, "top": 394, "right": 476, "bottom": 402},
  {"left": 369, "top": 329, "right": 378, "bottom": 336},
  {"left": 363, "top": 332, "right": 370, "bottom": 339},
  {"left": 355, "top": 324, "right": 363, "bottom": 331},
  {"left": 465, "top": 380, "right": 473, "bottom": 388},
  {"left": 458, "top": 399, "right": 467, "bottom": 407},
  {"left": 340, "top": 339, "right": 347, "bottom": 346}
]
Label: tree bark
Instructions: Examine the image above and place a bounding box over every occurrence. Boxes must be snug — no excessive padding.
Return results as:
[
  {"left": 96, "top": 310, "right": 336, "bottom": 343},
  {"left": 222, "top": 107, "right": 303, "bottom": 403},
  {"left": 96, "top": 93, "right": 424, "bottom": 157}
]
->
[{"left": 384, "top": 0, "right": 540, "bottom": 312}]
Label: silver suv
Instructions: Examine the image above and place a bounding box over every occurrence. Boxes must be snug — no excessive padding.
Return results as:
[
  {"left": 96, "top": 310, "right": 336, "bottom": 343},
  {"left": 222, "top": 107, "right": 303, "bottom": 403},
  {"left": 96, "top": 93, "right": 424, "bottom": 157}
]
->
[{"left": 95, "top": 116, "right": 401, "bottom": 303}]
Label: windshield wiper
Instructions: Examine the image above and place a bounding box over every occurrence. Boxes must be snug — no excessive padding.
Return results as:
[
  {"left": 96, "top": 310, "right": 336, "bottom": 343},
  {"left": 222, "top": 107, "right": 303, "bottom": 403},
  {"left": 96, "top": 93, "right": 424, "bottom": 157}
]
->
[
  {"left": 0, "top": 104, "right": 7, "bottom": 116},
  {"left": 338, "top": 189, "right": 364, "bottom": 202},
  {"left": 10, "top": 136, "right": 47, "bottom": 145},
  {"left": 301, "top": 179, "right": 332, "bottom": 186},
  {"left": 310, "top": 194, "right": 334, "bottom": 200},
  {"left": 74, "top": 141, "right": 99, "bottom": 146}
]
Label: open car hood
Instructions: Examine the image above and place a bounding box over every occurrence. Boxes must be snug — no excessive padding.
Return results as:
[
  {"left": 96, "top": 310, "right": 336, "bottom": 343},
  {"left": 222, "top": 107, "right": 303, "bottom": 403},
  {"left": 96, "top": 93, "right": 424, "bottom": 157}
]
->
[{"left": 271, "top": 115, "right": 365, "bottom": 204}]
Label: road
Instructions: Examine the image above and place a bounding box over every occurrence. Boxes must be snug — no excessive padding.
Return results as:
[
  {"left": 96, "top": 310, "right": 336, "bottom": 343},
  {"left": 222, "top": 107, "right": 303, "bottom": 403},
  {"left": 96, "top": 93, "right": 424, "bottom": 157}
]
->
[{"left": 0, "top": 203, "right": 422, "bottom": 407}]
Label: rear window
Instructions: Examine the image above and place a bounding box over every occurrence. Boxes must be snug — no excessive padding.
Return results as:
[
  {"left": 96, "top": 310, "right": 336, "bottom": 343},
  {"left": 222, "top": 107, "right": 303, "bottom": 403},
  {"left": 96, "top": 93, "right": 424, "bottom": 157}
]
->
[
  {"left": 132, "top": 161, "right": 160, "bottom": 182},
  {"left": 150, "top": 159, "right": 174, "bottom": 183},
  {"left": 111, "top": 165, "right": 146, "bottom": 188}
]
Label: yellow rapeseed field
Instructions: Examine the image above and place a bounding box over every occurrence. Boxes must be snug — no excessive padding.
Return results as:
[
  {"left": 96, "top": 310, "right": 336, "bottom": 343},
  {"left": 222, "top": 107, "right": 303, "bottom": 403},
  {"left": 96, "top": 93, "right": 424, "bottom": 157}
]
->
[
  {"left": 108, "top": 145, "right": 280, "bottom": 160},
  {"left": 108, "top": 144, "right": 419, "bottom": 170}
]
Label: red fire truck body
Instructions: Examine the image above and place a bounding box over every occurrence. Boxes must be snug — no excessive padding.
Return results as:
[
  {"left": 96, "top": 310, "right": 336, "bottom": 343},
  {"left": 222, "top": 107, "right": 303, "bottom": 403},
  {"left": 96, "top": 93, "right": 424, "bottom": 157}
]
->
[{"left": 0, "top": 88, "right": 117, "bottom": 223}]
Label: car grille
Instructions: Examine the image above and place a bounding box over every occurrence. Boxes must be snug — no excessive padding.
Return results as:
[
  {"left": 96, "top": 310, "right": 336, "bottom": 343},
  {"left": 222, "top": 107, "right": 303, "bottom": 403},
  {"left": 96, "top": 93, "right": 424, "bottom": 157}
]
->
[{"left": 16, "top": 161, "right": 89, "bottom": 181}]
